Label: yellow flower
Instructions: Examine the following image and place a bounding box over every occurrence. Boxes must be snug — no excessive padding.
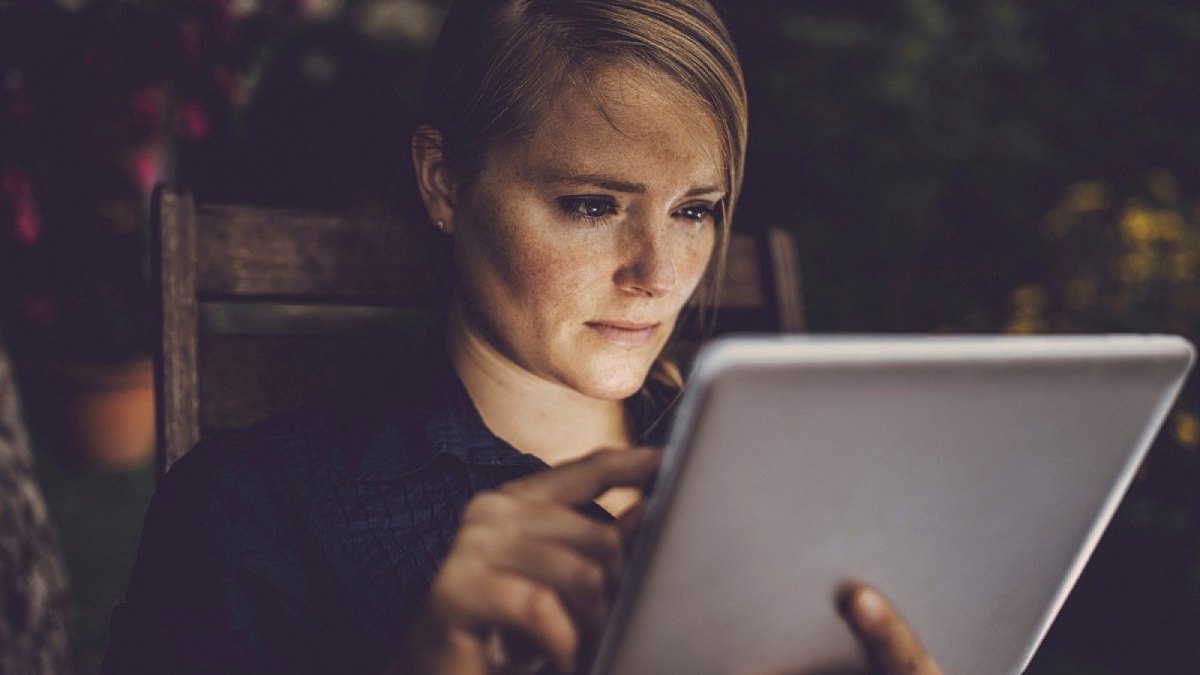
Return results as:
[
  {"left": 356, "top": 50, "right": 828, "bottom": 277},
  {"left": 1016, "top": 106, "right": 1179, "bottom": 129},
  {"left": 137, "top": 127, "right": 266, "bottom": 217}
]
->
[
  {"left": 1004, "top": 316, "right": 1044, "bottom": 335},
  {"left": 1005, "top": 284, "right": 1047, "bottom": 334},
  {"left": 1117, "top": 249, "right": 1156, "bottom": 284},
  {"left": 1011, "top": 284, "right": 1047, "bottom": 311},
  {"left": 1152, "top": 210, "right": 1188, "bottom": 243},
  {"left": 1174, "top": 411, "right": 1200, "bottom": 450},
  {"left": 1120, "top": 205, "right": 1155, "bottom": 245},
  {"left": 1065, "top": 181, "right": 1110, "bottom": 213},
  {"left": 1044, "top": 181, "right": 1109, "bottom": 239}
]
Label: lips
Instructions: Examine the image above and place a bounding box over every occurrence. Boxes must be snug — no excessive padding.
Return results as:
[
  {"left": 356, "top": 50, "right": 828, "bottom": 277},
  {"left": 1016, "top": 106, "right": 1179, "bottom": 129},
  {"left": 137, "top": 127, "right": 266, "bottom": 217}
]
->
[{"left": 586, "top": 321, "right": 659, "bottom": 347}]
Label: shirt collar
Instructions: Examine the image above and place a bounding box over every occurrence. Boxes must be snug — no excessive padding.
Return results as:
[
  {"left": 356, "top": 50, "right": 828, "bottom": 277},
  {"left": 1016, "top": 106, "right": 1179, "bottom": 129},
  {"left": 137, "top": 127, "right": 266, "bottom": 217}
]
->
[{"left": 344, "top": 338, "right": 680, "bottom": 482}]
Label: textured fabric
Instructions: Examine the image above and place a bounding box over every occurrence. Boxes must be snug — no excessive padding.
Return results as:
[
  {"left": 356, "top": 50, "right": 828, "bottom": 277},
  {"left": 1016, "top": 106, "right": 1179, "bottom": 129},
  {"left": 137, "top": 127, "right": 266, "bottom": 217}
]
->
[
  {"left": 0, "top": 336, "right": 73, "bottom": 675},
  {"left": 103, "top": 343, "right": 674, "bottom": 674}
]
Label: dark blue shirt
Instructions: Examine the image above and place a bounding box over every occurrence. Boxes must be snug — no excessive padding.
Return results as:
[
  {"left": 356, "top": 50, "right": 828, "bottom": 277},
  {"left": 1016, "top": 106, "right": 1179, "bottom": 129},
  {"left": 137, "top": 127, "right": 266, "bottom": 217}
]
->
[{"left": 103, "top": 345, "right": 675, "bottom": 674}]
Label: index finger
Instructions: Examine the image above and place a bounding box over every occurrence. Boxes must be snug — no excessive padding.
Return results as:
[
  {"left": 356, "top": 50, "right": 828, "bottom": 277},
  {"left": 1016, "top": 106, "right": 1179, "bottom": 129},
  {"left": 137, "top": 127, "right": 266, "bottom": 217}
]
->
[{"left": 505, "top": 447, "right": 661, "bottom": 506}]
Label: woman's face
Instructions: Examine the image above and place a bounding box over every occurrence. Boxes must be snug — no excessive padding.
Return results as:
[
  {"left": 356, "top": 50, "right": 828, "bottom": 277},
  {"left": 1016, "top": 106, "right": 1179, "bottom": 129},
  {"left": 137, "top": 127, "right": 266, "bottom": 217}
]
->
[{"left": 446, "top": 65, "right": 724, "bottom": 400}]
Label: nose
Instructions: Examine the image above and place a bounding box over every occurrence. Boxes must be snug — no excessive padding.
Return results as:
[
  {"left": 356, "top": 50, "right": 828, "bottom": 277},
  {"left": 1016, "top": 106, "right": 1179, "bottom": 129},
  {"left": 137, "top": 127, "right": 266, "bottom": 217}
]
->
[{"left": 614, "top": 224, "right": 676, "bottom": 298}]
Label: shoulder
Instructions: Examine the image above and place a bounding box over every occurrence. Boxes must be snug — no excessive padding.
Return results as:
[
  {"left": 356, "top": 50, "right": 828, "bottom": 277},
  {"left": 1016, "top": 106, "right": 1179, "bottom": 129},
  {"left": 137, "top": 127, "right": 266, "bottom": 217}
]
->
[
  {"left": 154, "top": 404, "right": 324, "bottom": 519},
  {"left": 108, "top": 402, "right": 408, "bottom": 673},
  {"left": 160, "top": 344, "right": 450, "bottom": 505},
  {"left": 106, "top": 342, "right": 467, "bottom": 672}
]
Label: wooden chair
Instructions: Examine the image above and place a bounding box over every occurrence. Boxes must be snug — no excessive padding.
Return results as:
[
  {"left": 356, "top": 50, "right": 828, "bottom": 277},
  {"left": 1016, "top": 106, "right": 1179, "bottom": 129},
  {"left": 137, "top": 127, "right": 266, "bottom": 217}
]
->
[{"left": 151, "top": 184, "right": 805, "bottom": 477}]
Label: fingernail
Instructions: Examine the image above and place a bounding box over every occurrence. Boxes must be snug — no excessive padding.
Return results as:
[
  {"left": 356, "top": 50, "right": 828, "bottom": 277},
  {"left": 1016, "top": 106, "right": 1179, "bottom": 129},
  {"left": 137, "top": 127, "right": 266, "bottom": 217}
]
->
[{"left": 854, "top": 587, "right": 886, "bottom": 622}]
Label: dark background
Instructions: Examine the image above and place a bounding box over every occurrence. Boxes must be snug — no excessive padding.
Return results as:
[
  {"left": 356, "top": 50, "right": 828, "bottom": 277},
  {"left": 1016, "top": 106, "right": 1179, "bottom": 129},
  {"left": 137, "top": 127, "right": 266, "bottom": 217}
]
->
[{"left": 3, "top": 1, "right": 1199, "bottom": 672}]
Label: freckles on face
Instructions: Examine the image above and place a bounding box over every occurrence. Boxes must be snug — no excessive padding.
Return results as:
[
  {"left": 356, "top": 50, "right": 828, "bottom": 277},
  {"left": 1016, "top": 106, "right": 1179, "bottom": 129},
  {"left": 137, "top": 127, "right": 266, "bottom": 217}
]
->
[
  {"left": 451, "top": 65, "right": 724, "bottom": 399},
  {"left": 453, "top": 167, "right": 598, "bottom": 338}
]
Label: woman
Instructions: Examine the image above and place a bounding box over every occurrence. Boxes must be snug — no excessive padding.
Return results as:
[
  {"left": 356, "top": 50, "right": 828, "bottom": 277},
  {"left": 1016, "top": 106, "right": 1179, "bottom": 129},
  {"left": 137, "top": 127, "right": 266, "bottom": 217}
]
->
[{"left": 105, "top": 1, "right": 940, "bottom": 673}]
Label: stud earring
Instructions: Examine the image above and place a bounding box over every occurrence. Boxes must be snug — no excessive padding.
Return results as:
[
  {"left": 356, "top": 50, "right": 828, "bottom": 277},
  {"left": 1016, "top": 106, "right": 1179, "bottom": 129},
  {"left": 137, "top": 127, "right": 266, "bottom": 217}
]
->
[{"left": 435, "top": 220, "right": 446, "bottom": 231}]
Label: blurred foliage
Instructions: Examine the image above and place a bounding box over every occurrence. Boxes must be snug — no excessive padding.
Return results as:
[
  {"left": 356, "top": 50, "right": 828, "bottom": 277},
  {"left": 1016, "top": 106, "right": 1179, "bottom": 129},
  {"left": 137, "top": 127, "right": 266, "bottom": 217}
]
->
[
  {"left": 177, "top": 0, "right": 440, "bottom": 214},
  {"left": 0, "top": 0, "right": 440, "bottom": 361},
  {"left": 1010, "top": 171, "right": 1200, "bottom": 336},
  {"left": 0, "top": 0, "right": 261, "bottom": 362},
  {"left": 723, "top": 0, "right": 1200, "bottom": 334}
]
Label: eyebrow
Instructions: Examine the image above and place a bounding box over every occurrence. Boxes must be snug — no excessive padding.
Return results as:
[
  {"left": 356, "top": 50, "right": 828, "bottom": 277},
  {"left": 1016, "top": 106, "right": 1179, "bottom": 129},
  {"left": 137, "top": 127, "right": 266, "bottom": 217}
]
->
[{"left": 535, "top": 168, "right": 724, "bottom": 198}]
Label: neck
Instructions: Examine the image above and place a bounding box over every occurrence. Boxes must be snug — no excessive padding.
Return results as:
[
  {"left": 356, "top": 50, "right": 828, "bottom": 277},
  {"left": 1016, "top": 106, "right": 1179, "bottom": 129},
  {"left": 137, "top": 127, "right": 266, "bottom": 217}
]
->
[{"left": 446, "top": 306, "right": 633, "bottom": 466}]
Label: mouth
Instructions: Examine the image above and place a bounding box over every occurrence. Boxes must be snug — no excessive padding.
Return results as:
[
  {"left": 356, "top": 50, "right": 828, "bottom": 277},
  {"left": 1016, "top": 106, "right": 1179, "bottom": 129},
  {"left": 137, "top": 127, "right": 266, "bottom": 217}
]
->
[{"left": 586, "top": 321, "right": 660, "bottom": 347}]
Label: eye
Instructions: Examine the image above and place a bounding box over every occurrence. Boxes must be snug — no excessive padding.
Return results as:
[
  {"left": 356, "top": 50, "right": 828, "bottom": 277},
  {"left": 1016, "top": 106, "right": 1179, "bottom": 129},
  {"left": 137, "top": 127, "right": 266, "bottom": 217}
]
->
[
  {"left": 558, "top": 196, "right": 618, "bottom": 222},
  {"left": 676, "top": 202, "right": 718, "bottom": 225}
]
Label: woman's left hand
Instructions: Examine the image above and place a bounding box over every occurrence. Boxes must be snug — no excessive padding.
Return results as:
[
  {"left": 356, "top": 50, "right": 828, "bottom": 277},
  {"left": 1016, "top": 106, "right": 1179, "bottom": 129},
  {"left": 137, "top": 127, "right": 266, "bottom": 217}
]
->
[{"left": 837, "top": 583, "right": 942, "bottom": 675}]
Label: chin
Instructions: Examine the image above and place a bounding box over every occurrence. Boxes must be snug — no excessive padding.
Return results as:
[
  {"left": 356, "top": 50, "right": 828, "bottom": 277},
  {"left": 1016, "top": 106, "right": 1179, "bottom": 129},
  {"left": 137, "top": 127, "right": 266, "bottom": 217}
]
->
[{"left": 567, "top": 358, "right": 655, "bottom": 400}]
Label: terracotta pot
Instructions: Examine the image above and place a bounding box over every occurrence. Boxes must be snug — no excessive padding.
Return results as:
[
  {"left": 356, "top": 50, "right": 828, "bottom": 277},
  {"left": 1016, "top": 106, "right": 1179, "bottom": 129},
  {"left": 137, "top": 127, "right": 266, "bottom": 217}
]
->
[{"left": 41, "top": 358, "right": 156, "bottom": 471}]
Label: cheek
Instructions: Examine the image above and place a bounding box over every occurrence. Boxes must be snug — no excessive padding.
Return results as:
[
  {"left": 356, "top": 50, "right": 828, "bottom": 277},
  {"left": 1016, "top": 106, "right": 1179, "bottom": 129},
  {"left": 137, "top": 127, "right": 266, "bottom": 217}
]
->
[
  {"left": 507, "top": 238, "right": 596, "bottom": 302},
  {"left": 459, "top": 202, "right": 603, "bottom": 314},
  {"left": 677, "top": 228, "right": 718, "bottom": 294}
]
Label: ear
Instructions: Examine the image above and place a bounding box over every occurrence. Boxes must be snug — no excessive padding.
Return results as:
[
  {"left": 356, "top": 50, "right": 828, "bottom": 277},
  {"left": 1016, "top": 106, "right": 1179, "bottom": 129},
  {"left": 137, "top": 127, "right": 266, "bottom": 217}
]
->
[{"left": 411, "top": 125, "right": 458, "bottom": 233}]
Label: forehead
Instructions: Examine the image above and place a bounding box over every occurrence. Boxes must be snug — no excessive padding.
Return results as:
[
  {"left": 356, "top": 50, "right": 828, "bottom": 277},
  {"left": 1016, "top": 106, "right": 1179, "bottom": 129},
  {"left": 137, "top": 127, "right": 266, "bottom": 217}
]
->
[{"left": 498, "top": 65, "right": 725, "bottom": 188}]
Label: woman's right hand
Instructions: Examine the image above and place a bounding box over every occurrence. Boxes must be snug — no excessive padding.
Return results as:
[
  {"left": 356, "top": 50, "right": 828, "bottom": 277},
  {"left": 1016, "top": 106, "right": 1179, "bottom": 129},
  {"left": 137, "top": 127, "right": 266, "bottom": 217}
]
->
[{"left": 394, "top": 446, "right": 660, "bottom": 675}]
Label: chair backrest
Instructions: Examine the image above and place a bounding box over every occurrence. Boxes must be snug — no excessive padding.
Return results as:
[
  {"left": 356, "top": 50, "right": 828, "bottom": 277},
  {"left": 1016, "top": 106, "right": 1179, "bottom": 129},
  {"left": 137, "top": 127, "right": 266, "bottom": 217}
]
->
[{"left": 152, "top": 184, "right": 805, "bottom": 477}]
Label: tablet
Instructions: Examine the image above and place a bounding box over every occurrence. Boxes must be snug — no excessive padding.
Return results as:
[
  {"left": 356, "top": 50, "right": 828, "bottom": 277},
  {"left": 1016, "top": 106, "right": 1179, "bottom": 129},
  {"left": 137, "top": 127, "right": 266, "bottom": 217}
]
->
[{"left": 589, "top": 335, "right": 1194, "bottom": 675}]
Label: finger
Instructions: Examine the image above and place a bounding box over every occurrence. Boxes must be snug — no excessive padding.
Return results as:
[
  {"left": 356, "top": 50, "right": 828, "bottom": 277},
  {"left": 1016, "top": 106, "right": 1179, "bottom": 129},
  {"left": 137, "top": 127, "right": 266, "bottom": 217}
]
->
[
  {"left": 449, "top": 569, "right": 580, "bottom": 675},
  {"left": 487, "top": 573, "right": 579, "bottom": 675},
  {"left": 484, "top": 538, "right": 612, "bottom": 638},
  {"left": 505, "top": 447, "right": 661, "bottom": 506},
  {"left": 615, "top": 497, "right": 648, "bottom": 549},
  {"left": 462, "top": 493, "right": 627, "bottom": 579},
  {"left": 838, "top": 584, "right": 943, "bottom": 675}
]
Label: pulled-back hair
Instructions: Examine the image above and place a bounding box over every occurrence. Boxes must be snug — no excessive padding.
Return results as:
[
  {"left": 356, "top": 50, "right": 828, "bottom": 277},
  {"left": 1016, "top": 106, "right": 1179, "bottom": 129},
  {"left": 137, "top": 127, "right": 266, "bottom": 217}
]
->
[{"left": 415, "top": 0, "right": 748, "bottom": 335}]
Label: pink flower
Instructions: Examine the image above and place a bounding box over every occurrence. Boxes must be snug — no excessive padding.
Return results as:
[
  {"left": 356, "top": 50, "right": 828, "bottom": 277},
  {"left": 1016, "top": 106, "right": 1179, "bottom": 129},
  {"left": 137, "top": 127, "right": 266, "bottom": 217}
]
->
[
  {"left": 129, "top": 148, "right": 165, "bottom": 195},
  {"left": 1, "top": 168, "right": 40, "bottom": 244},
  {"left": 179, "top": 102, "right": 210, "bottom": 140},
  {"left": 14, "top": 207, "right": 40, "bottom": 245}
]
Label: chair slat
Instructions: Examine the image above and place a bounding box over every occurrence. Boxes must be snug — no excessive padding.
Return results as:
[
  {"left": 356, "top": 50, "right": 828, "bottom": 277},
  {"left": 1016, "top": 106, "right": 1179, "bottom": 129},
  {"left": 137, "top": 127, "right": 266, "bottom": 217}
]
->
[
  {"left": 194, "top": 204, "right": 437, "bottom": 300},
  {"left": 197, "top": 334, "right": 405, "bottom": 433},
  {"left": 767, "top": 228, "right": 805, "bottom": 332},
  {"left": 720, "top": 235, "right": 767, "bottom": 308}
]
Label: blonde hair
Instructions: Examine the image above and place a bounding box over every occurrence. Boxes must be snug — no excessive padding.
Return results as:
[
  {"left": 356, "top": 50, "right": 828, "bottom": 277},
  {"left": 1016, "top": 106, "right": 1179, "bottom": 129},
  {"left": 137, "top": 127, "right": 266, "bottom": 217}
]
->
[{"left": 416, "top": 0, "right": 748, "bottom": 335}]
